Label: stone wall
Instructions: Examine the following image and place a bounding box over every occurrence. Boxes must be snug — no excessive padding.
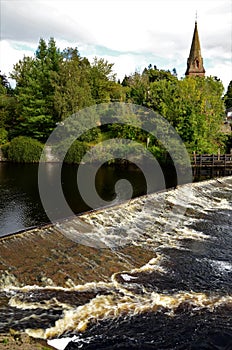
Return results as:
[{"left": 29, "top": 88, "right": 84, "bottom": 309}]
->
[{"left": 0, "top": 148, "right": 7, "bottom": 162}]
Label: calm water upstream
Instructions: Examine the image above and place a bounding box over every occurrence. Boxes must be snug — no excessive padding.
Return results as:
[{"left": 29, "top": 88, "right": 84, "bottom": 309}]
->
[
  {"left": 0, "top": 162, "right": 231, "bottom": 236},
  {"left": 0, "top": 162, "right": 178, "bottom": 236}
]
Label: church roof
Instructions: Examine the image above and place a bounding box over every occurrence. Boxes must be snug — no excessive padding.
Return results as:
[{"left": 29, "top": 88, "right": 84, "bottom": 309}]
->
[
  {"left": 185, "top": 21, "right": 205, "bottom": 76},
  {"left": 189, "top": 21, "right": 201, "bottom": 60}
]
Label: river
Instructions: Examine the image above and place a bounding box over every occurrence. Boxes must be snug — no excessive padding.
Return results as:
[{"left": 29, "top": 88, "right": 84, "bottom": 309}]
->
[
  {"left": 0, "top": 162, "right": 179, "bottom": 237},
  {"left": 1, "top": 162, "right": 232, "bottom": 237},
  {"left": 0, "top": 170, "right": 231, "bottom": 349}
]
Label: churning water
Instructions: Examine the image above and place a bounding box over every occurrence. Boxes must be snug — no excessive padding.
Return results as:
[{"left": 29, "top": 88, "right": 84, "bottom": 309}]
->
[{"left": 0, "top": 176, "right": 232, "bottom": 349}]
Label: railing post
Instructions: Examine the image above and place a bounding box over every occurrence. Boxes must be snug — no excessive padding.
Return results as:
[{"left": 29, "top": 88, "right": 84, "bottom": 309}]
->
[{"left": 193, "top": 151, "right": 196, "bottom": 167}]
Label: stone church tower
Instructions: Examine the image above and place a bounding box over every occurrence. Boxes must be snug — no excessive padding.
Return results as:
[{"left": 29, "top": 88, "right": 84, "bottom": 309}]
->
[{"left": 185, "top": 21, "right": 205, "bottom": 77}]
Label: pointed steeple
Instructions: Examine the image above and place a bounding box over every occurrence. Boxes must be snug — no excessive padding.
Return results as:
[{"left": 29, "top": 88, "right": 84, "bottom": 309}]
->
[{"left": 185, "top": 21, "right": 205, "bottom": 77}]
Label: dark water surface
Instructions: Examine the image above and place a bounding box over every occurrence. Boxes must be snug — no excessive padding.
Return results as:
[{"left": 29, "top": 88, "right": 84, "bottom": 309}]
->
[
  {"left": 0, "top": 162, "right": 177, "bottom": 236},
  {"left": 1, "top": 162, "right": 232, "bottom": 236}
]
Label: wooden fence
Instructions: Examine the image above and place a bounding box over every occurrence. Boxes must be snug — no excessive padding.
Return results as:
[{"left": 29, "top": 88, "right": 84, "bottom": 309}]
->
[{"left": 191, "top": 153, "right": 232, "bottom": 168}]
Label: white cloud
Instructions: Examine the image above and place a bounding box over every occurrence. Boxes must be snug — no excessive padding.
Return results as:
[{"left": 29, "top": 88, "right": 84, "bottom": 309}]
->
[
  {"left": 0, "top": 40, "right": 35, "bottom": 77},
  {"left": 0, "top": 0, "right": 231, "bottom": 89}
]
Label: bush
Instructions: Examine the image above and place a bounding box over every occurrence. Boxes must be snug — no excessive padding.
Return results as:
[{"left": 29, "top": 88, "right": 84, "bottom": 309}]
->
[
  {"left": 0, "top": 128, "right": 8, "bottom": 145},
  {"left": 7, "top": 136, "right": 44, "bottom": 162},
  {"left": 148, "top": 145, "right": 167, "bottom": 162},
  {"left": 78, "top": 127, "right": 101, "bottom": 143},
  {"left": 65, "top": 140, "right": 90, "bottom": 164},
  {"left": 54, "top": 140, "right": 89, "bottom": 164}
]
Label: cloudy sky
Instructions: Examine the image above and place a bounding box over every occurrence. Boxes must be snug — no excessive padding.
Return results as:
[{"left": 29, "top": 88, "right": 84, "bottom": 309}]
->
[{"left": 0, "top": 0, "right": 231, "bottom": 90}]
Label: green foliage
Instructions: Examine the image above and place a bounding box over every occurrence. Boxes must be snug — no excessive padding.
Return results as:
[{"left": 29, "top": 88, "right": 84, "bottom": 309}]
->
[
  {"left": 7, "top": 136, "right": 43, "bottom": 162},
  {"left": 52, "top": 48, "right": 93, "bottom": 120},
  {"left": 121, "top": 72, "right": 149, "bottom": 105},
  {"left": 143, "top": 65, "right": 177, "bottom": 83},
  {"left": 0, "top": 128, "right": 8, "bottom": 144},
  {"left": 10, "top": 38, "right": 62, "bottom": 141},
  {"left": 107, "top": 113, "right": 143, "bottom": 141},
  {"left": 109, "top": 82, "right": 127, "bottom": 102},
  {"left": 1, "top": 38, "right": 228, "bottom": 163},
  {"left": 9, "top": 40, "right": 121, "bottom": 142},
  {"left": 78, "top": 127, "right": 101, "bottom": 143},
  {"left": 224, "top": 80, "right": 232, "bottom": 109},
  {"left": 148, "top": 145, "right": 166, "bottom": 161},
  {"left": 122, "top": 66, "right": 177, "bottom": 106},
  {"left": 146, "top": 76, "right": 225, "bottom": 154},
  {"left": 55, "top": 140, "right": 90, "bottom": 164},
  {"left": 64, "top": 141, "right": 90, "bottom": 164},
  {"left": 0, "top": 72, "right": 16, "bottom": 131},
  {"left": 83, "top": 140, "right": 147, "bottom": 165},
  {"left": 1, "top": 142, "right": 9, "bottom": 158},
  {"left": 90, "top": 57, "right": 116, "bottom": 103},
  {"left": 108, "top": 123, "right": 142, "bottom": 140}
]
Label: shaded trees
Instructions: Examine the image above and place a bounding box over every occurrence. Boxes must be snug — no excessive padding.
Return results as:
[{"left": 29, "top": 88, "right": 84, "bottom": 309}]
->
[
  {"left": 0, "top": 71, "right": 17, "bottom": 143},
  {"left": 224, "top": 80, "right": 232, "bottom": 109}
]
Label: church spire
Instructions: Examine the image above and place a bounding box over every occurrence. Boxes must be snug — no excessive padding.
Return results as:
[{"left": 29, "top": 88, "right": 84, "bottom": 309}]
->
[{"left": 185, "top": 20, "right": 205, "bottom": 77}]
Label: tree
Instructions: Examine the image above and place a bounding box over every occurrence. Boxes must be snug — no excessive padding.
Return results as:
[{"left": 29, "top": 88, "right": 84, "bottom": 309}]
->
[
  {"left": 52, "top": 48, "right": 93, "bottom": 120},
  {"left": 0, "top": 72, "right": 10, "bottom": 129},
  {"left": 89, "top": 57, "right": 116, "bottom": 103},
  {"left": 148, "top": 76, "right": 225, "bottom": 153},
  {"left": 143, "top": 65, "right": 176, "bottom": 83},
  {"left": 0, "top": 71, "right": 12, "bottom": 92},
  {"left": 121, "top": 71, "right": 149, "bottom": 105},
  {"left": 122, "top": 66, "right": 177, "bottom": 106},
  {"left": 224, "top": 80, "right": 232, "bottom": 109},
  {"left": 10, "top": 38, "right": 62, "bottom": 141},
  {"left": 0, "top": 71, "right": 16, "bottom": 133}
]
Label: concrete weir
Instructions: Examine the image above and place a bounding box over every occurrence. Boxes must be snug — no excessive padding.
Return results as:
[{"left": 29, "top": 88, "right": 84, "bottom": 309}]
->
[
  {"left": 0, "top": 217, "right": 155, "bottom": 287},
  {"left": 0, "top": 176, "right": 232, "bottom": 288}
]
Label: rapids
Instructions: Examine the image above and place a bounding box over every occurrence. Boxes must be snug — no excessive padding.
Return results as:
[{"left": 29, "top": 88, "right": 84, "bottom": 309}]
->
[{"left": 0, "top": 176, "right": 232, "bottom": 349}]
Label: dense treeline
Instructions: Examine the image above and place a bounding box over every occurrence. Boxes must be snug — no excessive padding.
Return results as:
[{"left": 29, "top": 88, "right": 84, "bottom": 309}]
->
[{"left": 0, "top": 37, "right": 231, "bottom": 162}]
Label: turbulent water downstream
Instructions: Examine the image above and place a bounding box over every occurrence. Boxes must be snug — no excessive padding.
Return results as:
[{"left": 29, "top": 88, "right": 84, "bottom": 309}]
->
[{"left": 0, "top": 176, "right": 232, "bottom": 349}]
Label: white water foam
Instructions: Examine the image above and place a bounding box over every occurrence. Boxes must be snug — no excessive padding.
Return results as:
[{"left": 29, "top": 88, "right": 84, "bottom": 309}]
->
[
  {"left": 208, "top": 259, "right": 232, "bottom": 274},
  {"left": 48, "top": 336, "right": 79, "bottom": 350},
  {"left": 2, "top": 176, "right": 232, "bottom": 346}
]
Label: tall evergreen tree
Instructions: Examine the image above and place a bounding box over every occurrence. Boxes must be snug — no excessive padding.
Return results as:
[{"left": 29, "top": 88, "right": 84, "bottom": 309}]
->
[
  {"left": 0, "top": 71, "right": 16, "bottom": 133},
  {"left": 10, "top": 38, "right": 62, "bottom": 141},
  {"left": 224, "top": 80, "right": 232, "bottom": 109}
]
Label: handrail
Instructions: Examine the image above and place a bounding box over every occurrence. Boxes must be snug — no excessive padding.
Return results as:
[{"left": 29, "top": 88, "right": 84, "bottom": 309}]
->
[{"left": 191, "top": 153, "right": 232, "bottom": 167}]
